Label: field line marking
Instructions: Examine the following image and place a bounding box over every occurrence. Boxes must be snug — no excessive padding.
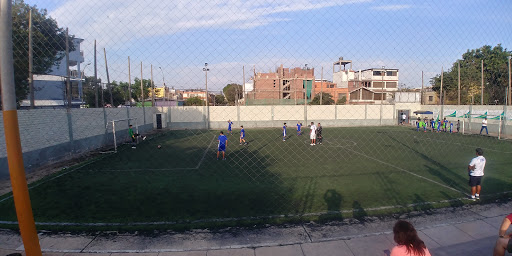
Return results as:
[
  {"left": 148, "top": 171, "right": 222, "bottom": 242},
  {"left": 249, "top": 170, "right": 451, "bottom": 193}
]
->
[
  {"left": 413, "top": 135, "right": 512, "bottom": 154},
  {"left": 195, "top": 134, "right": 216, "bottom": 169},
  {"left": 344, "top": 147, "right": 465, "bottom": 195},
  {"left": 78, "top": 168, "right": 198, "bottom": 172}
]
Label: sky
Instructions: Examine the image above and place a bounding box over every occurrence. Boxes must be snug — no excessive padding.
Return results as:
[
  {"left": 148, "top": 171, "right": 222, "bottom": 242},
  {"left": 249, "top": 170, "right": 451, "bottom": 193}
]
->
[{"left": 23, "top": 0, "right": 512, "bottom": 92}]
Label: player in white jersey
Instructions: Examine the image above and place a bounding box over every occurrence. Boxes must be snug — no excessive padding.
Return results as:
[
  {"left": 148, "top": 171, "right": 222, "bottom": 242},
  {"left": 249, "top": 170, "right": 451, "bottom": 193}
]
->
[
  {"left": 309, "top": 122, "right": 317, "bottom": 146},
  {"left": 468, "top": 148, "right": 486, "bottom": 200}
]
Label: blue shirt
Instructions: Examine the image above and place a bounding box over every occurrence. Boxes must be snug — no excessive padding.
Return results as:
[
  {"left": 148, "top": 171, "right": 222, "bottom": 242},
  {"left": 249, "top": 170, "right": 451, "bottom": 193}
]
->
[
  {"left": 228, "top": 122, "right": 233, "bottom": 130},
  {"left": 218, "top": 135, "right": 227, "bottom": 145},
  {"left": 240, "top": 129, "right": 245, "bottom": 137},
  {"left": 297, "top": 123, "right": 301, "bottom": 131}
]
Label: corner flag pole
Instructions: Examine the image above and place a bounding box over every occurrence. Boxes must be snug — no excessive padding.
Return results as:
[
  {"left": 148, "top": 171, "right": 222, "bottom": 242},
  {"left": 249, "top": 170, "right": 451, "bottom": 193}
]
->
[{"left": 0, "top": 0, "right": 42, "bottom": 255}]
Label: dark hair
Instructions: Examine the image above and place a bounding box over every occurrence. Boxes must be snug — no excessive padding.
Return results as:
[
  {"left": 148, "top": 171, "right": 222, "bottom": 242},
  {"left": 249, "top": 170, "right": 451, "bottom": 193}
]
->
[
  {"left": 241, "top": 125, "right": 243, "bottom": 128},
  {"left": 129, "top": 125, "right": 133, "bottom": 127},
  {"left": 393, "top": 220, "right": 427, "bottom": 256},
  {"left": 476, "top": 148, "right": 483, "bottom": 156},
  {"left": 220, "top": 131, "right": 224, "bottom": 134}
]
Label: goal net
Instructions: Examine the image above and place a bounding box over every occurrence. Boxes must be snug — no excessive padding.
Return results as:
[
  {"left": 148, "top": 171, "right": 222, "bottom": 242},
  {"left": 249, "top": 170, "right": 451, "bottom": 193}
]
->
[
  {"left": 104, "top": 118, "right": 139, "bottom": 153},
  {"left": 462, "top": 113, "right": 505, "bottom": 139}
]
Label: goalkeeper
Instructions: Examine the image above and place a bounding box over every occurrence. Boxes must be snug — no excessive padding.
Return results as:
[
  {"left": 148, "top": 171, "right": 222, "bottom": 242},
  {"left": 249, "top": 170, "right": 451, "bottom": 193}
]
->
[{"left": 129, "top": 124, "right": 146, "bottom": 148}]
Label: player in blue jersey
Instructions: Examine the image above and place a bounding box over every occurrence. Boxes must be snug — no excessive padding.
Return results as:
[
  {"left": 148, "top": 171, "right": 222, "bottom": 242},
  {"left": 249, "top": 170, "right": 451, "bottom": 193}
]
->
[
  {"left": 239, "top": 125, "right": 247, "bottom": 145},
  {"left": 296, "top": 122, "right": 302, "bottom": 136},
  {"left": 416, "top": 117, "right": 421, "bottom": 132},
  {"left": 437, "top": 120, "right": 442, "bottom": 133},
  {"left": 217, "top": 131, "right": 228, "bottom": 160},
  {"left": 449, "top": 121, "right": 453, "bottom": 133},
  {"left": 430, "top": 118, "right": 435, "bottom": 132},
  {"left": 227, "top": 120, "right": 233, "bottom": 135},
  {"left": 282, "top": 123, "right": 287, "bottom": 141}
]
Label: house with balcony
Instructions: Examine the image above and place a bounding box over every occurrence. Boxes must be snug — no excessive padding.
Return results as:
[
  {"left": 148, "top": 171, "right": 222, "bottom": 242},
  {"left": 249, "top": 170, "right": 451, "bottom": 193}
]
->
[
  {"left": 349, "top": 68, "right": 399, "bottom": 104},
  {"left": 20, "top": 38, "right": 86, "bottom": 108}
]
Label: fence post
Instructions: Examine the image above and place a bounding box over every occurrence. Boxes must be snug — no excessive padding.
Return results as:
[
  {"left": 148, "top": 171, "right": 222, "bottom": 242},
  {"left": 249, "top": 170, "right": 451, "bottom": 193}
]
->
[
  {"left": 0, "top": 0, "right": 42, "bottom": 254},
  {"left": 67, "top": 109, "right": 74, "bottom": 152}
]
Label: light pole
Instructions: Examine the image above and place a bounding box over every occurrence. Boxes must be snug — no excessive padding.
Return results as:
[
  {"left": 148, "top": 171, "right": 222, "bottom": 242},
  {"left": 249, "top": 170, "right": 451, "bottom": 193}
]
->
[
  {"left": 203, "top": 63, "right": 210, "bottom": 129},
  {"left": 159, "top": 67, "right": 166, "bottom": 102},
  {"left": 79, "top": 62, "right": 91, "bottom": 103}
]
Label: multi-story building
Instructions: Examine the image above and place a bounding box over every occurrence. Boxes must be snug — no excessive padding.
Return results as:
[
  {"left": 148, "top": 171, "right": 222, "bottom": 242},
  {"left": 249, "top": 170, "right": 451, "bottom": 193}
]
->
[
  {"left": 21, "top": 38, "right": 86, "bottom": 108},
  {"left": 248, "top": 65, "right": 315, "bottom": 103},
  {"left": 349, "top": 67, "right": 399, "bottom": 104}
]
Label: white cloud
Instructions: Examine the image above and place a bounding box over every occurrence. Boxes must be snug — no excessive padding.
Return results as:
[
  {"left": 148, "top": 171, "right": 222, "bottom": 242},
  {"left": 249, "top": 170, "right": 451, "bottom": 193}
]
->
[
  {"left": 49, "top": 0, "right": 371, "bottom": 48},
  {"left": 371, "top": 4, "right": 412, "bottom": 11}
]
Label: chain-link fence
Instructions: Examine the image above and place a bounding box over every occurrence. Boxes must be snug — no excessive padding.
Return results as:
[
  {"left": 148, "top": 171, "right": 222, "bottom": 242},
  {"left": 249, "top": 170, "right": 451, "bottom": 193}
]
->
[{"left": 1, "top": 1, "right": 512, "bottom": 229}]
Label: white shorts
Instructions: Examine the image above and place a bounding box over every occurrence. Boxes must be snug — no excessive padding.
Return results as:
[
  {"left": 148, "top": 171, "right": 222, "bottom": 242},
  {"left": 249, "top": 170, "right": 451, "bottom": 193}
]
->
[{"left": 310, "top": 133, "right": 316, "bottom": 140}]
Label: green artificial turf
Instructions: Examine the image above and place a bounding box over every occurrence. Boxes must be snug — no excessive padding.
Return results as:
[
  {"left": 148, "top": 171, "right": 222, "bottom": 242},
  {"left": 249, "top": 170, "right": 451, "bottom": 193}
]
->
[{"left": 1, "top": 126, "right": 511, "bottom": 230}]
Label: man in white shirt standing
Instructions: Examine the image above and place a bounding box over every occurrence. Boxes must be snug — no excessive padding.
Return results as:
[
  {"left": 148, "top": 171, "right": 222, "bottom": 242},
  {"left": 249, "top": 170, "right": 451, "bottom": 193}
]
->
[
  {"left": 309, "top": 122, "right": 317, "bottom": 146},
  {"left": 480, "top": 118, "right": 488, "bottom": 135},
  {"left": 468, "top": 148, "right": 486, "bottom": 200}
]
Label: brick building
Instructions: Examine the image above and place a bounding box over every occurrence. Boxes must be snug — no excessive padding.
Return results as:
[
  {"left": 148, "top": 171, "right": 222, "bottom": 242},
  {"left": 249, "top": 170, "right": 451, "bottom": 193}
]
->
[{"left": 248, "top": 65, "right": 315, "bottom": 103}]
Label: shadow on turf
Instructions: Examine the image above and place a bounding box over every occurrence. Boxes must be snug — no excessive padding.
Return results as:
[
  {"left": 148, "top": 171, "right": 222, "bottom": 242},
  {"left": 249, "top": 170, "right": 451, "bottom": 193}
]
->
[{"left": 386, "top": 135, "right": 468, "bottom": 194}]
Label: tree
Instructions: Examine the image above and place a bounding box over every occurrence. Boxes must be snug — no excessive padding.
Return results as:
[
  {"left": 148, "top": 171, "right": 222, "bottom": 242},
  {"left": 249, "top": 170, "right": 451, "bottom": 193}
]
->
[
  {"left": 185, "top": 96, "right": 204, "bottom": 106},
  {"left": 131, "top": 78, "right": 152, "bottom": 103},
  {"left": 222, "top": 83, "right": 243, "bottom": 105},
  {"left": 336, "top": 95, "right": 347, "bottom": 105},
  {"left": 215, "top": 94, "right": 226, "bottom": 105},
  {"left": 8, "top": 0, "right": 71, "bottom": 105},
  {"left": 430, "top": 45, "right": 511, "bottom": 104},
  {"left": 310, "top": 92, "right": 334, "bottom": 105}
]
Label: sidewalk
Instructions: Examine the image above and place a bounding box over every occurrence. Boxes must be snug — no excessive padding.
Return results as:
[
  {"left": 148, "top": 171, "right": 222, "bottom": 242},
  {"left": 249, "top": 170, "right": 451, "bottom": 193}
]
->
[{"left": 1, "top": 201, "right": 510, "bottom": 256}]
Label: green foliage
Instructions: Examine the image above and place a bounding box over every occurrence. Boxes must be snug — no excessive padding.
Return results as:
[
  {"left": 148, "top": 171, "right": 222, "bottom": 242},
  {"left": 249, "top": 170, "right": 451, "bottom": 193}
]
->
[
  {"left": 10, "top": 0, "right": 72, "bottom": 105},
  {"left": 185, "top": 96, "right": 204, "bottom": 106},
  {"left": 215, "top": 94, "right": 226, "bottom": 105},
  {"left": 430, "top": 45, "right": 512, "bottom": 104},
  {"left": 310, "top": 92, "right": 334, "bottom": 105},
  {"left": 336, "top": 95, "right": 347, "bottom": 105},
  {"left": 222, "top": 83, "right": 243, "bottom": 104},
  {"left": 83, "top": 77, "right": 150, "bottom": 107}
]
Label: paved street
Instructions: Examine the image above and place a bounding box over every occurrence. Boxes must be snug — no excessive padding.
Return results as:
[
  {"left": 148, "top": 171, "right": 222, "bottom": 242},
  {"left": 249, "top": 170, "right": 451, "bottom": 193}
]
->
[{"left": 1, "top": 201, "right": 510, "bottom": 255}]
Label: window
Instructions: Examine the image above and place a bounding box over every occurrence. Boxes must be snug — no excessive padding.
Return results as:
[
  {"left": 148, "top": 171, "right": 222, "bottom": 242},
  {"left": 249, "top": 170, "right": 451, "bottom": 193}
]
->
[
  {"left": 386, "top": 71, "right": 397, "bottom": 76},
  {"left": 429, "top": 96, "right": 433, "bottom": 101},
  {"left": 373, "top": 71, "right": 383, "bottom": 76}
]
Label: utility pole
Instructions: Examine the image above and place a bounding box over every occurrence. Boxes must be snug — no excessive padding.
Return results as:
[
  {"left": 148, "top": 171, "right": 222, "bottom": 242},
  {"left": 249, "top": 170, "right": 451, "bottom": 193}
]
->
[
  {"left": 104, "top": 48, "right": 113, "bottom": 106},
  {"left": 28, "top": 9, "right": 34, "bottom": 108},
  {"left": 458, "top": 61, "right": 461, "bottom": 105},
  {"left": 203, "top": 63, "right": 210, "bottom": 129},
  {"left": 140, "top": 62, "right": 144, "bottom": 108},
  {"left": 481, "top": 60, "right": 484, "bottom": 105},
  {"left": 151, "top": 64, "right": 155, "bottom": 107},
  {"left": 94, "top": 40, "right": 98, "bottom": 108},
  {"left": 320, "top": 66, "right": 323, "bottom": 105},
  {"left": 421, "top": 71, "right": 424, "bottom": 105},
  {"left": 159, "top": 66, "right": 166, "bottom": 104},
  {"left": 440, "top": 67, "right": 443, "bottom": 105},
  {"left": 508, "top": 56, "right": 511, "bottom": 105},
  {"left": 128, "top": 57, "right": 131, "bottom": 106},
  {"left": 242, "top": 66, "right": 246, "bottom": 106},
  {"left": 65, "top": 28, "right": 71, "bottom": 108},
  {"left": 1, "top": 0, "right": 42, "bottom": 254}
]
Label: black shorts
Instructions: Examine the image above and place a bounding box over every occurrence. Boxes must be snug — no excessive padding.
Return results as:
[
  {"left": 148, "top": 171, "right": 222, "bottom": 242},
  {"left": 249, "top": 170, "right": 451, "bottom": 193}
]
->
[{"left": 469, "top": 176, "right": 482, "bottom": 187}]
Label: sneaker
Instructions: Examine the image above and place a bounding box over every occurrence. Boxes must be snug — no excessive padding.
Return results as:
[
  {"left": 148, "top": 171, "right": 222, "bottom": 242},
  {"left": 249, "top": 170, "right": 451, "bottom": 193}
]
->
[
  {"left": 142, "top": 136, "right": 146, "bottom": 141},
  {"left": 216, "top": 158, "right": 219, "bottom": 160},
  {"left": 469, "top": 195, "right": 476, "bottom": 201},
  {"left": 222, "top": 158, "right": 226, "bottom": 160},
  {"left": 475, "top": 194, "right": 480, "bottom": 199},
  {"left": 132, "top": 146, "right": 136, "bottom": 149},
  {"left": 240, "top": 143, "right": 242, "bottom": 145},
  {"left": 244, "top": 142, "right": 248, "bottom": 145},
  {"left": 310, "top": 144, "right": 313, "bottom": 146}
]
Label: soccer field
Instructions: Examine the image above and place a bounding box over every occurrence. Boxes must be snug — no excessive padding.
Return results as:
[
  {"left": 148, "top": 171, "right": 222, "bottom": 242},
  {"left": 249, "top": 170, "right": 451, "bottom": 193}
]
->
[{"left": 1, "top": 126, "right": 511, "bottom": 230}]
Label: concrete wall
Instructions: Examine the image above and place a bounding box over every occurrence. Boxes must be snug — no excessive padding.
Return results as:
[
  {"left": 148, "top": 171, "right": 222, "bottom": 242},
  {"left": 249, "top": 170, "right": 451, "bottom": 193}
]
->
[
  {"left": 0, "top": 107, "right": 155, "bottom": 178},
  {"left": 5, "top": 103, "right": 510, "bottom": 179}
]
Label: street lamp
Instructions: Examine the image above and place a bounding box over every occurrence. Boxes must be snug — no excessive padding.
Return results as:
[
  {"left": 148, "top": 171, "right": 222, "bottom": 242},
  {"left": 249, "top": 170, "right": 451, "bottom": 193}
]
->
[
  {"left": 159, "top": 67, "right": 166, "bottom": 101},
  {"left": 203, "top": 63, "right": 210, "bottom": 130},
  {"left": 79, "top": 62, "right": 91, "bottom": 103},
  {"left": 203, "top": 63, "right": 210, "bottom": 106}
]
